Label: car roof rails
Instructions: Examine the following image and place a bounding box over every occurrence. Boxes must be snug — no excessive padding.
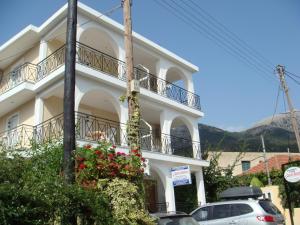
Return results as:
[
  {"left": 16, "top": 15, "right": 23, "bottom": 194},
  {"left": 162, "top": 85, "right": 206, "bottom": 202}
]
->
[{"left": 219, "top": 186, "right": 263, "bottom": 200}]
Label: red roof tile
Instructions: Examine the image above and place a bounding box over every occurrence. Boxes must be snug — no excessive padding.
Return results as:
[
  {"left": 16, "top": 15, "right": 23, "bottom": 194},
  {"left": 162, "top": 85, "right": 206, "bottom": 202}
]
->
[{"left": 244, "top": 155, "right": 300, "bottom": 174}]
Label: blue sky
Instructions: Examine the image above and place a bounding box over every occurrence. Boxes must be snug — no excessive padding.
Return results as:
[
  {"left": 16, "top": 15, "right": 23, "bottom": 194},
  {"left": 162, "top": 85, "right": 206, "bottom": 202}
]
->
[{"left": 1, "top": 0, "right": 300, "bottom": 131}]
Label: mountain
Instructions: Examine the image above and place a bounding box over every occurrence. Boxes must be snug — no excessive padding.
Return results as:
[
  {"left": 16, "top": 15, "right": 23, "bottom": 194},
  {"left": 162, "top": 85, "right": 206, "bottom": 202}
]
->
[{"left": 172, "top": 112, "right": 300, "bottom": 152}]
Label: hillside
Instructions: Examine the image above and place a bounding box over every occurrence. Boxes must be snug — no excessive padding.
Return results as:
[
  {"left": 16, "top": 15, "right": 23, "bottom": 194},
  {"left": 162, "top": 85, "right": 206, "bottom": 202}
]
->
[{"left": 172, "top": 111, "right": 300, "bottom": 152}]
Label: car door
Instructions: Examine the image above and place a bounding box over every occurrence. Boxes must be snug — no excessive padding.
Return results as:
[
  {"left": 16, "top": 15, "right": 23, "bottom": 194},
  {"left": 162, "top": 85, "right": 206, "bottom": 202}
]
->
[
  {"left": 230, "top": 203, "right": 253, "bottom": 225},
  {"left": 209, "top": 204, "right": 233, "bottom": 225},
  {"left": 191, "top": 206, "right": 212, "bottom": 225}
]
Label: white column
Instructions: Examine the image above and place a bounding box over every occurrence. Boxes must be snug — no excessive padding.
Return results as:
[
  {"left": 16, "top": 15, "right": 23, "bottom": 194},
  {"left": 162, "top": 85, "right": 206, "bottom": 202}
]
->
[
  {"left": 186, "top": 75, "right": 195, "bottom": 93},
  {"left": 156, "top": 60, "right": 169, "bottom": 96},
  {"left": 191, "top": 120, "right": 201, "bottom": 159},
  {"left": 165, "top": 170, "right": 176, "bottom": 212},
  {"left": 160, "top": 110, "right": 172, "bottom": 154},
  {"left": 34, "top": 96, "right": 44, "bottom": 125},
  {"left": 119, "top": 104, "right": 128, "bottom": 146},
  {"left": 38, "top": 40, "right": 48, "bottom": 61},
  {"left": 195, "top": 168, "right": 206, "bottom": 206}
]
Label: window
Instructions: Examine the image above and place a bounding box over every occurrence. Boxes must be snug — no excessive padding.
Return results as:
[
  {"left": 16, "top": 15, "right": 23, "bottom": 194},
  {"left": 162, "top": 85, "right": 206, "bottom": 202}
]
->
[
  {"left": 192, "top": 206, "right": 211, "bottom": 221},
  {"left": 212, "top": 204, "right": 231, "bottom": 220},
  {"left": 259, "top": 200, "right": 281, "bottom": 215},
  {"left": 7, "top": 114, "right": 19, "bottom": 130},
  {"left": 242, "top": 161, "right": 251, "bottom": 172},
  {"left": 231, "top": 204, "right": 253, "bottom": 217}
]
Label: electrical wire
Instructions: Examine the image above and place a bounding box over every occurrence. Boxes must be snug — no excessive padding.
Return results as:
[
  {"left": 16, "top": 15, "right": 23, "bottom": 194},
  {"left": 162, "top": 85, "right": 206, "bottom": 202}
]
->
[
  {"left": 182, "top": 0, "right": 275, "bottom": 72},
  {"left": 153, "top": 0, "right": 278, "bottom": 84}
]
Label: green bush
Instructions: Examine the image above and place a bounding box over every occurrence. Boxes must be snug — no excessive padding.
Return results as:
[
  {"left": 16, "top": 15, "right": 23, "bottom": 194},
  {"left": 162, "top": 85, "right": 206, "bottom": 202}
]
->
[{"left": 0, "top": 141, "right": 154, "bottom": 225}]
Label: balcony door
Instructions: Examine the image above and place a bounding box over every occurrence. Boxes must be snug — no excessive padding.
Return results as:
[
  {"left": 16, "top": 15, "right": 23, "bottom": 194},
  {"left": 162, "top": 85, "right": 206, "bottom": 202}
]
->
[{"left": 6, "top": 114, "right": 19, "bottom": 147}]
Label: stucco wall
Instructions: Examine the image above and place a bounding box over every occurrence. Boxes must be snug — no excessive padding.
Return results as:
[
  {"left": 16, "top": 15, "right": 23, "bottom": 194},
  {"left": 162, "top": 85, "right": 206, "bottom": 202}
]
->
[
  {"left": 79, "top": 104, "right": 119, "bottom": 122},
  {"left": 0, "top": 99, "right": 35, "bottom": 131},
  {"left": 47, "top": 39, "right": 64, "bottom": 56},
  {"left": 43, "top": 96, "right": 64, "bottom": 121}
]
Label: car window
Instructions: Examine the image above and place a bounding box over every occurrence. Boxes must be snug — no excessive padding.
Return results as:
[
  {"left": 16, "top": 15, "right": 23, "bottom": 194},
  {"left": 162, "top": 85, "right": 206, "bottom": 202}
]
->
[
  {"left": 231, "top": 203, "right": 253, "bottom": 217},
  {"left": 259, "top": 200, "right": 281, "bottom": 215},
  {"left": 212, "top": 204, "right": 231, "bottom": 219},
  {"left": 192, "top": 206, "right": 211, "bottom": 221},
  {"left": 158, "top": 216, "right": 199, "bottom": 225}
]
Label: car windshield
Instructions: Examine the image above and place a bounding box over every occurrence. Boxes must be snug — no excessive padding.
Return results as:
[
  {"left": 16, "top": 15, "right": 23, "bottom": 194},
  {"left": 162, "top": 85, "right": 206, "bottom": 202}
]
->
[
  {"left": 259, "top": 200, "right": 281, "bottom": 215},
  {"left": 158, "top": 216, "right": 199, "bottom": 225}
]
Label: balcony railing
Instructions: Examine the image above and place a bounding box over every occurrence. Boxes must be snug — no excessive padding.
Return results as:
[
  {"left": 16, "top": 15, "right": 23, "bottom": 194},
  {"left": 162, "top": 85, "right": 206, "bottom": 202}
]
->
[
  {"left": 0, "top": 42, "right": 201, "bottom": 110},
  {"left": 0, "top": 124, "right": 34, "bottom": 150},
  {"left": 0, "top": 63, "right": 37, "bottom": 95},
  {"left": 0, "top": 112, "right": 201, "bottom": 159}
]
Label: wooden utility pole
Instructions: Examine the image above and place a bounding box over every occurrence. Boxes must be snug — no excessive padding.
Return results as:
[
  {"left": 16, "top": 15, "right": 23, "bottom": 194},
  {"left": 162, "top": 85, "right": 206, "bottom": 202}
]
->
[
  {"left": 123, "top": 0, "right": 141, "bottom": 151},
  {"left": 261, "top": 135, "right": 272, "bottom": 185},
  {"left": 277, "top": 65, "right": 300, "bottom": 153},
  {"left": 63, "top": 0, "right": 77, "bottom": 184}
]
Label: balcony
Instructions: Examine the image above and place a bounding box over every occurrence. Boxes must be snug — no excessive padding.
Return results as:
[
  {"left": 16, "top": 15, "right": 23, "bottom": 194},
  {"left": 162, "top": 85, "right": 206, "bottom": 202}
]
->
[
  {"left": 0, "top": 112, "right": 201, "bottom": 159},
  {"left": 0, "top": 42, "right": 201, "bottom": 110}
]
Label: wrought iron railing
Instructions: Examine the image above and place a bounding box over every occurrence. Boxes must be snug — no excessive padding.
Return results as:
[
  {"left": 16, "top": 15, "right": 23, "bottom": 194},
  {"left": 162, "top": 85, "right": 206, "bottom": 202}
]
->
[
  {"left": 0, "top": 63, "right": 37, "bottom": 95},
  {"left": 36, "top": 45, "right": 66, "bottom": 81},
  {"left": 75, "top": 42, "right": 201, "bottom": 110},
  {"left": 0, "top": 42, "right": 201, "bottom": 109},
  {"left": 0, "top": 112, "right": 201, "bottom": 159},
  {"left": 134, "top": 67, "right": 201, "bottom": 109},
  {"left": 0, "top": 124, "right": 34, "bottom": 150}
]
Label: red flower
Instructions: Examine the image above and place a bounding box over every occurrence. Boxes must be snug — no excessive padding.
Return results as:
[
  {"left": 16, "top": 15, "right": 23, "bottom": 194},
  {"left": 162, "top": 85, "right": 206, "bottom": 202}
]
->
[
  {"left": 79, "top": 163, "right": 86, "bottom": 170},
  {"left": 108, "top": 153, "right": 115, "bottom": 159},
  {"left": 76, "top": 157, "right": 85, "bottom": 162},
  {"left": 112, "top": 145, "right": 116, "bottom": 149},
  {"left": 124, "top": 165, "right": 131, "bottom": 171},
  {"left": 135, "top": 153, "right": 141, "bottom": 157},
  {"left": 110, "top": 171, "right": 116, "bottom": 177},
  {"left": 141, "top": 157, "right": 146, "bottom": 162},
  {"left": 94, "top": 150, "right": 101, "bottom": 155},
  {"left": 85, "top": 144, "right": 92, "bottom": 149},
  {"left": 131, "top": 149, "right": 139, "bottom": 154}
]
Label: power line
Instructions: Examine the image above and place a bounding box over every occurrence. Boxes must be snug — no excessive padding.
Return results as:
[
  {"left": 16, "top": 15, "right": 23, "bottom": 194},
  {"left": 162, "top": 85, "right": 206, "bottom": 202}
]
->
[
  {"left": 153, "top": 0, "right": 278, "bottom": 84},
  {"left": 286, "top": 73, "right": 300, "bottom": 86},
  {"left": 286, "top": 70, "right": 300, "bottom": 79},
  {"left": 182, "top": 0, "right": 275, "bottom": 72},
  {"left": 0, "top": 3, "right": 122, "bottom": 63}
]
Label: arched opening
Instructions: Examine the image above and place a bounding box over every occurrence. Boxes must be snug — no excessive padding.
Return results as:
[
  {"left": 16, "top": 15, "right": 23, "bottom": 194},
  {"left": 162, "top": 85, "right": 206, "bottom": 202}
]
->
[
  {"left": 77, "top": 89, "right": 122, "bottom": 144},
  {"left": 144, "top": 168, "right": 166, "bottom": 213},
  {"left": 78, "top": 27, "right": 119, "bottom": 77},
  {"left": 170, "top": 117, "right": 193, "bottom": 157},
  {"left": 166, "top": 67, "right": 187, "bottom": 90}
]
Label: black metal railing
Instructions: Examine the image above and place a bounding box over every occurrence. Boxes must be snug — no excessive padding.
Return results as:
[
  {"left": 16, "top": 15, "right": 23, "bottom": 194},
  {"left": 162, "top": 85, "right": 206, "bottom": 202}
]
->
[
  {"left": 36, "top": 45, "right": 66, "bottom": 81},
  {"left": 0, "top": 63, "right": 37, "bottom": 95},
  {"left": 75, "top": 42, "right": 201, "bottom": 110},
  {"left": 0, "top": 112, "right": 201, "bottom": 159},
  {"left": 0, "top": 42, "right": 201, "bottom": 110},
  {"left": 0, "top": 124, "right": 34, "bottom": 150}
]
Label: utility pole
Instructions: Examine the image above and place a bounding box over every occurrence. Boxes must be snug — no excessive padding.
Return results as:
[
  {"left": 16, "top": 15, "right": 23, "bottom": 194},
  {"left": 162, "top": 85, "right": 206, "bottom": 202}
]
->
[
  {"left": 261, "top": 135, "right": 272, "bottom": 185},
  {"left": 277, "top": 65, "right": 300, "bottom": 153},
  {"left": 123, "top": 0, "right": 141, "bottom": 151},
  {"left": 64, "top": 0, "right": 77, "bottom": 184}
]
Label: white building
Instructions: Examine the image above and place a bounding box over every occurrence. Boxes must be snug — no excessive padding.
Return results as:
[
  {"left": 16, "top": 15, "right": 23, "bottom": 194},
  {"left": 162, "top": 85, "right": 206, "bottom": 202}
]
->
[{"left": 0, "top": 2, "right": 208, "bottom": 212}]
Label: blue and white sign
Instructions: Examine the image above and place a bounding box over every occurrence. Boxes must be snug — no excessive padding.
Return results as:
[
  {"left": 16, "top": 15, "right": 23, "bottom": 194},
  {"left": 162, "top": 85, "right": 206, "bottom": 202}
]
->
[{"left": 171, "top": 165, "right": 192, "bottom": 187}]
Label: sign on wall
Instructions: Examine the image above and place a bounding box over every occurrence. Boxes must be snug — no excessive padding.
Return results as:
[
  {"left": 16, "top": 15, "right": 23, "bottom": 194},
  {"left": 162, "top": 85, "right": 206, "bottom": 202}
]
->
[
  {"left": 284, "top": 166, "right": 300, "bottom": 183},
  {"left": 171, "top": 165, "right": 192, "bottom": 187}
]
